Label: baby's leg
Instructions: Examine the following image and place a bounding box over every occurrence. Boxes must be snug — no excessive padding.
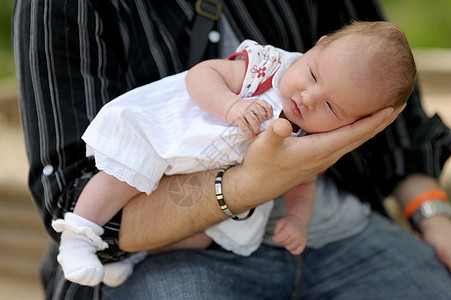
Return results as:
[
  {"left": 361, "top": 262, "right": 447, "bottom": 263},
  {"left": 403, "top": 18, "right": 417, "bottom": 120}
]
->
[
  {"left": 52, "top": 171, "right": 140, "bottom": 286},
  {"left": 274, "top": 179, "right": 315, "bottom": 255},
  {"left": 74, "top": 171, "right": 141, "bottom": 225}
]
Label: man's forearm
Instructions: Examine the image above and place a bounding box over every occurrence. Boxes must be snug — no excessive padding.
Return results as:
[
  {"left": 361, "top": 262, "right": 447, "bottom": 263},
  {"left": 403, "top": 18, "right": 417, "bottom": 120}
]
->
[
  {"left": 118, "top": 166, "right": 280, "bottom": 252},
  {"left": 394, "top": 174, "right": 441, "bottom": 208},
  {"left": 119, "top": 170, "right": 224, "bottom": 252}
]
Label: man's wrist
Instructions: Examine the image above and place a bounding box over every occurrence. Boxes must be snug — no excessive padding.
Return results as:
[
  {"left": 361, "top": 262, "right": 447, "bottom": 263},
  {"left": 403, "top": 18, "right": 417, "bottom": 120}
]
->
[
  {"left": 215, "top": 168, "right": 255, "bottom": 221},
  {"left": 418, "top": 214, "right": 451, "bottom": 234},
  {"left": 410, "top": 200, "right": 451, "bottom": 232}
]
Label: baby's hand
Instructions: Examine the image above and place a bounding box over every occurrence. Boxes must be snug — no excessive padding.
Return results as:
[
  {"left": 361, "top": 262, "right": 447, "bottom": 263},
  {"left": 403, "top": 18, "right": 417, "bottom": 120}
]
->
[
  {"left": 272, "top": 215, "right": 308, "bottom": 255},
  {"left": 226, "top": 99, "right": 273, "bottom": 139}
]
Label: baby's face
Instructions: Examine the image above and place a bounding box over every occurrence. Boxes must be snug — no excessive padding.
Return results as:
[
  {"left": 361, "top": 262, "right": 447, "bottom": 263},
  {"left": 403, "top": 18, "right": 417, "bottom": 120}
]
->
[{"left": 279, "top": 38, "right": 386, "bottom": 133}]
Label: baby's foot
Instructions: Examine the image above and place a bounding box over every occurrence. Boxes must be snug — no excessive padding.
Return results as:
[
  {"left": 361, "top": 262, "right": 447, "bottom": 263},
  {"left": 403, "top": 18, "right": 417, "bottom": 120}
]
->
[
  {"left": 57, "top": 232, "right": 104, "bottom": 285},
  {"left": 103, "top": 252, "right": 148, "bottom": 287},
  {"left": 52, "top": 213, "right": 108, "bottom": 286}
]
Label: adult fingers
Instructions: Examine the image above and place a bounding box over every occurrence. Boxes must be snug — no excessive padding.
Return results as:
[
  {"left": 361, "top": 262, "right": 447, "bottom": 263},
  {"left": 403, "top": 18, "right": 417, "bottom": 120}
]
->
[{"left": 306, "top": 105, "right": 403, "bottom": 162}]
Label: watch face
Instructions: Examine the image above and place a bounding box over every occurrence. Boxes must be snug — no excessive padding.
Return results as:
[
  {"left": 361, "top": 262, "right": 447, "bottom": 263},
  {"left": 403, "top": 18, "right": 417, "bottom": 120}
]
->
[{"left": 410, "top": 200, "right": 451, "bottom": 230}]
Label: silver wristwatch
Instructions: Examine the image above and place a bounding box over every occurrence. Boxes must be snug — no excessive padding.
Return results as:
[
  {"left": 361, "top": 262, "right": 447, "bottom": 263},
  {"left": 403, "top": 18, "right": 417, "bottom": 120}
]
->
[{"left": 410, "top": 200, "right": 451, "bottom": 231}]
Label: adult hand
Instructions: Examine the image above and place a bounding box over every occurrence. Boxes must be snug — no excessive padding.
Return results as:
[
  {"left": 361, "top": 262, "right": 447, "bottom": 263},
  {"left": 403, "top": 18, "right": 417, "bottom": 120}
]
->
[
  {"left": 394, "top": 173, "right": 451, "bottom": 271},
  {"left": 420, "top": 216, "right": 451, "bottom": 271},
  {"left": 225, "top": 105, "right": 404, "bottom": 206}
]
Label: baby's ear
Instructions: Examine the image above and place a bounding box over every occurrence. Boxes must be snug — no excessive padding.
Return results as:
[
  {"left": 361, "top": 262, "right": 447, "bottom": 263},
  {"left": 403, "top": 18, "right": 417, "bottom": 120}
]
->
[
  {"left": 318, "top": 35, "right": 327, "bottom": 43},
  {"left": 315, "top": 35, "right": 328, "bottom": 46}
]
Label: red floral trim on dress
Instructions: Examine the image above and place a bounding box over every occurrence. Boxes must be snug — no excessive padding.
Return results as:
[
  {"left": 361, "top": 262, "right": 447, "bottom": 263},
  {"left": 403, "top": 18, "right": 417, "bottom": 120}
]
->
[{"left": 228, "top": 40, "right": 282, "bottom": 97}]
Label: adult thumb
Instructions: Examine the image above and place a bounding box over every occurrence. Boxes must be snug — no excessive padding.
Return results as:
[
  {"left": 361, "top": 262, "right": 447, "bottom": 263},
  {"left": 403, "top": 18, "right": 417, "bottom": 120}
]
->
[{"left": 262, "top": 118, "right": 292, "bottom": 148}]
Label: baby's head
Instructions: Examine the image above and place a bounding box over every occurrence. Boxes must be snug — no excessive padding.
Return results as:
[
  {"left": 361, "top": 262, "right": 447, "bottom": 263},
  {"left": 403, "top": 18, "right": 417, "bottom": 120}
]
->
[
  {"left": 316, "top": 21, "right": 416, "bottom": 108},
  {"left": 279, "top": 21, "right": 416, "bottom": 133}
]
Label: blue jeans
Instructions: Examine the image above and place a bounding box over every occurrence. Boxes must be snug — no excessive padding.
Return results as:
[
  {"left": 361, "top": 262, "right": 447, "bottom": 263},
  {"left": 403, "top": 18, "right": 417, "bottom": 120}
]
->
[{"left": 102, "top": 213, "right": 451, "bottom": 299}]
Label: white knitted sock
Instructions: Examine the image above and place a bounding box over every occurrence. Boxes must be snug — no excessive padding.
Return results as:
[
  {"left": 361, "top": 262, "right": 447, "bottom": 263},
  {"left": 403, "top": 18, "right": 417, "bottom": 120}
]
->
[
  {"left": 103, "top": 251, "right": 148, "bottom": 287},
  {"left": 52, "top": 213, "right": 108, "bottom": 286}
]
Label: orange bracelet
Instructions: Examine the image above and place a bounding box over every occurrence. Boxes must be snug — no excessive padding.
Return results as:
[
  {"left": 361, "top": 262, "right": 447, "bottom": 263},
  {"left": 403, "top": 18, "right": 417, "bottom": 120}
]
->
[{"left": 403, "top": 188, "right": 449, "bottom": 220}]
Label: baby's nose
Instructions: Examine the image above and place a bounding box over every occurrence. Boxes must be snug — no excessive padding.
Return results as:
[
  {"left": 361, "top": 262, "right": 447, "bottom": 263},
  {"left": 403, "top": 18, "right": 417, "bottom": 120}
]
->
[{"left": 302, "top": 94, "right": 314, "bottom": 111}]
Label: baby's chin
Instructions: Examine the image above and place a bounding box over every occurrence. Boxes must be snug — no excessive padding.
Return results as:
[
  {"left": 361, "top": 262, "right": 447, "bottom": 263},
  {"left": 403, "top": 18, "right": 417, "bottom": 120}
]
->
[
  {"left": 294, "top": 120, "right": 311, "bottom": 133},
  {"left": 298, "top": 122, "right": 336, "bottom": 134}
]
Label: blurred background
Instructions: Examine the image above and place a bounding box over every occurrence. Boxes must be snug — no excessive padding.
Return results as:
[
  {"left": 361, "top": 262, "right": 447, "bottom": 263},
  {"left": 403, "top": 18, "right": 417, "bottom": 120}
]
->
[{"left": 0, "top": 0, "right": 450, "bottom": 299}]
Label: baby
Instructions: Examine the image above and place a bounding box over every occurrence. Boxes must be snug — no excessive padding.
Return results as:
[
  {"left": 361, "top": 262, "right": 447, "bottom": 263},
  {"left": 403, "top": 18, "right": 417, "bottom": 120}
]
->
[{"left": 52, "top": 21, "right": 416, "bottom": 287}]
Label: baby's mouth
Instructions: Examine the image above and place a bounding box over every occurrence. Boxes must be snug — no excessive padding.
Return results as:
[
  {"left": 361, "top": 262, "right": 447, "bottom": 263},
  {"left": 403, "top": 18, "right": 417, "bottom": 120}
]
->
[{"left": 291, "top": 99, "right": 303, "bottom": 119}]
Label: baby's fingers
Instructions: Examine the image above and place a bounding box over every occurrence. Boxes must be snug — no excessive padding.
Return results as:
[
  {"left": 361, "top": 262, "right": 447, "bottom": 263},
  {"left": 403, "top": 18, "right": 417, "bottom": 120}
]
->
[
  {"left": 234, "top": 117, "right": 255, "bottom": 139},
  {"left": 287, "top": 242, "right": 305, "bottom": 256},
  {"left": 253, "top": 99, "right": 274, "bottom": 121},
  {"left": 244, "top": 111, "right": 262, "bottom": 137}
]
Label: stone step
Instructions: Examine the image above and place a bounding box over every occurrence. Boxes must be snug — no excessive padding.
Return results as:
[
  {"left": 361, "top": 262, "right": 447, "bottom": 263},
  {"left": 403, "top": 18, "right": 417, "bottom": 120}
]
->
[
  {"left": 0, "top": 251, "right": 44, "bottom": 280},
  {"left": 0, "top": 227, "right": 50, "bottom": 261},
  {"left": 0, "top": 200, "right": 44, "bottom": 230},
  {"left": 0, "top": 187, "right": 51, "bottom": 280},
  {"left": 0, "top": 221, "right": 49, "bottom": 279},
  {"left": 0, "top": 205, "right": 50, "bottom": 280},
  {"left": 0, "top": 273, "right": 44, "bottom": 300}
]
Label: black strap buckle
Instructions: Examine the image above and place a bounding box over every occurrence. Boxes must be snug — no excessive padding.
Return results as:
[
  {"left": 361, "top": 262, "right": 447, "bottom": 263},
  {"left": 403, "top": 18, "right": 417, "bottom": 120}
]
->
[{"left": 195, "top": 0, "right": 222, "bottom": 21}]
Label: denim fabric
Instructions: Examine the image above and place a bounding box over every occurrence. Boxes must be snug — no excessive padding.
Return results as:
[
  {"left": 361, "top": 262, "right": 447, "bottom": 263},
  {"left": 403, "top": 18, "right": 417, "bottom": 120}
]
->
[
  {"left": 102, "top": 244, "right": 296, "bottom": 299},
  {"left": 101, "top": 213, "right": 451, "bottom": 299},
  {"left": 297, "top": 213, "right": 451, "bottom": 299}
]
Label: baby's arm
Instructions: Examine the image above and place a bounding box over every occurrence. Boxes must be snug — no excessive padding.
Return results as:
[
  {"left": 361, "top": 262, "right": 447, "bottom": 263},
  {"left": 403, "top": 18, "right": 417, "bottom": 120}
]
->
[
  {"left": 272, "top": 176, "right": 316, "bottom": 255},
  {"left": 186, "top": 59, "right": 273, "bottom": 138}
]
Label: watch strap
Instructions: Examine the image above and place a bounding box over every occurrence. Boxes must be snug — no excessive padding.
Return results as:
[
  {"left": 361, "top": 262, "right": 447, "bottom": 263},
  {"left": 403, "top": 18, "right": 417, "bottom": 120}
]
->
[{"left": 410, "top": 199, "right": 451, "bottom": 231}]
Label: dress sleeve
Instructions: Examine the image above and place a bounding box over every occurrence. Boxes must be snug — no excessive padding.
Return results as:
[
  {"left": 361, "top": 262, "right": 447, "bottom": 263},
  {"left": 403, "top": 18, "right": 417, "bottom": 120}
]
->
[{"left": 228, "top": 40, "right": 282, "bottom": 97}]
